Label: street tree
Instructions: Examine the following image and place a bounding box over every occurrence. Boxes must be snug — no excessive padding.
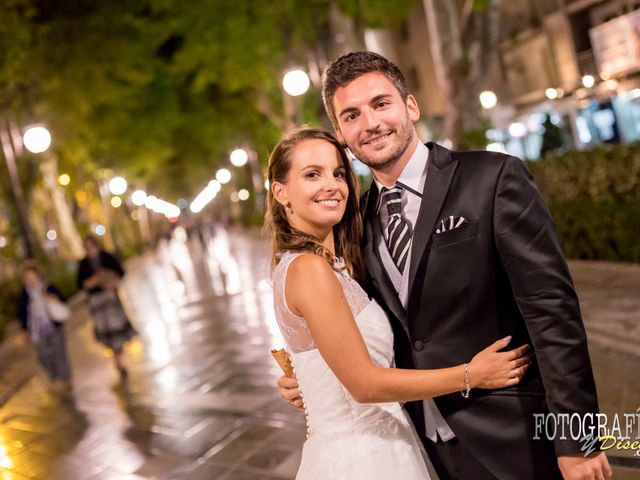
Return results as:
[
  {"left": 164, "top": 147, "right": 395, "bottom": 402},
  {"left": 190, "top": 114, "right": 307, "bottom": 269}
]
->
[{"left": 422, "top": 0, "right": 502, "bottom": 147}]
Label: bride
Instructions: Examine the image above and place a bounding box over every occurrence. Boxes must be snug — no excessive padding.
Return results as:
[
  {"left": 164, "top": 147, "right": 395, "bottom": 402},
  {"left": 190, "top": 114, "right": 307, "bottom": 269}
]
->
[{"left": 265, "top": 127, "right": 530, "bottom": 479}]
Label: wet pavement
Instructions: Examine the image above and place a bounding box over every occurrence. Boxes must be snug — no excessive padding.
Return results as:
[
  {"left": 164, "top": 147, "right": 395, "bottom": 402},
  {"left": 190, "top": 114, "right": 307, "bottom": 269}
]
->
[{"left": 0, "top": 227, "right": 638, "bottom": 479}]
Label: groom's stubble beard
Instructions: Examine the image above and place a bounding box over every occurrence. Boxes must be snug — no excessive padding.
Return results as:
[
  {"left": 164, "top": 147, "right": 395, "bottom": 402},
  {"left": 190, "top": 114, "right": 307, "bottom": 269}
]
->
[{"left": 346, "top": 112, "right": 415, "bottom": 173}]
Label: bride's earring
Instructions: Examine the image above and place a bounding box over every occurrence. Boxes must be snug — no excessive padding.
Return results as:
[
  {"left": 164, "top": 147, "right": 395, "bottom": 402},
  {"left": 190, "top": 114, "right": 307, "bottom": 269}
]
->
[{"left": 285, "top": 202, "right": 294, "bottom": 214}]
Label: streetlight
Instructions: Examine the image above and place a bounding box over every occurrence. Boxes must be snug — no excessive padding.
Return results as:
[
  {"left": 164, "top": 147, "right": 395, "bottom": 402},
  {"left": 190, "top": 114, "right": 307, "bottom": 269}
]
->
[
  {"left": 582, "top": 75, "right": 595, "bottom": 88},
  {"left": 508, "top": 122, "right": 527, "bottom": 138},
  {"left": 23, "top": 126, "right": 52, "bottom": 154},
  {"left": 216, "top": 168, "right": 232, "bottom": 184},
  {"left": 108, "top": 176, "right": 128, "bottom": 195},
  {"left": 479, "top": 90, "right": 498, "bottom": 110},
  {"left": 509, "top": 122, "right": 528, "bottom": 159},
  {"left": 282, "top": 69, "right": 310, "bottom": 96},
  {"left": 230, "top": 148, "right": 249, "bottom": 167},
  {"left": 0, "top": 124, "right": 53, "bottom": 258},
  {"left": 58, "top": 173, "right": 71, "bottom": 186},
  {"left": 130, "top": 189, "right": 150, "bottom": 242},
  {"left": 282, "top": 69, "right": 310, "bottom": 130},
  {"left": 131, "top": 189, "right": 147, "bottom": 206}
]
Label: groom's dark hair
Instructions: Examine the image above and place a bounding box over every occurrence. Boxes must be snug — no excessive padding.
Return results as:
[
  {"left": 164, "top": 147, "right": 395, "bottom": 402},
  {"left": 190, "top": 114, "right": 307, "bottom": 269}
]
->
[{"left": 322, "top": 51, "right": 410, "bottom": 130}]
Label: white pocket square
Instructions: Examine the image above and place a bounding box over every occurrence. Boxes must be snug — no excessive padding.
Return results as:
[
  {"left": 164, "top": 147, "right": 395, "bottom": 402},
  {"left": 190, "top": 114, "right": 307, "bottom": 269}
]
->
[{"left": 435, "top": 215, "right": 468, "bottom": 234}]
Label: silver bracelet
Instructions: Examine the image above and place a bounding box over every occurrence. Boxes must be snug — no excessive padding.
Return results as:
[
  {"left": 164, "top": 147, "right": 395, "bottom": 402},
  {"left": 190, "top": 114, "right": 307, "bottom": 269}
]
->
[{"left": 461, "top": 363, "right": 471, "bottom": 398}]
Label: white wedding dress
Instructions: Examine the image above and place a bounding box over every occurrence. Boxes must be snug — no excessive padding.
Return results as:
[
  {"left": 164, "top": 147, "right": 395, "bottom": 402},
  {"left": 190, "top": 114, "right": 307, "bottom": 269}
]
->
[{"left": 273, "top": 251, "right": 437, "bottom": 479}]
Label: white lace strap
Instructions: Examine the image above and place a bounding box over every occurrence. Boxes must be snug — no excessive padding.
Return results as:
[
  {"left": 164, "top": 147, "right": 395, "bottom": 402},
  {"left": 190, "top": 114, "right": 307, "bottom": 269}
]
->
[{"left": 272, "top": 251, "right": 316, "bottom": 353}]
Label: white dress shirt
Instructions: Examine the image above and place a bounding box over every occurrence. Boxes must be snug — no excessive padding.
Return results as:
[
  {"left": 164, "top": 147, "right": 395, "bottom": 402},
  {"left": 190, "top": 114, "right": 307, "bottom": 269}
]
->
[{"left": 373, "top": 141, "right": 456, "bottom": 443}]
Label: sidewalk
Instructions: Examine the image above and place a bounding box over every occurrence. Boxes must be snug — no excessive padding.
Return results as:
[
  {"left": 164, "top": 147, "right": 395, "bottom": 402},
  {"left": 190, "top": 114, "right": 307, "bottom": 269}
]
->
[{"left": 0, "top": 229, "right": 638, "bottom": 479}]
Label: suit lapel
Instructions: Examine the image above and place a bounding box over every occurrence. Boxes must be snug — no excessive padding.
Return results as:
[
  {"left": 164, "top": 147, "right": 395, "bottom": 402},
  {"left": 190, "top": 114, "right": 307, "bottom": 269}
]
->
[
  {"left": 408, "top": 142, "right": 458, "bottom": 293},
  {"left": 362, "top": 183, "right": 409, "bottom": 337}
]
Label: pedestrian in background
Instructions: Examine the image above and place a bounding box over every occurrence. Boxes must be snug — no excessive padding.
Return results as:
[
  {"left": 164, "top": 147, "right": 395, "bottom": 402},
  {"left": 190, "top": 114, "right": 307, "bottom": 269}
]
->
[
  {"left": 77, "top": 235, "right": 135, "bottom": 379},
  {"left": 18, "top": 260, "right": 72, "bottom": 392}
]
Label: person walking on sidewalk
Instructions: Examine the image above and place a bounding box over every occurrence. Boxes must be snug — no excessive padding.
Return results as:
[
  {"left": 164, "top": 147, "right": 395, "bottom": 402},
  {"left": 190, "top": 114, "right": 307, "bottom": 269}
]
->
[
  {"left": 77, "top": 235, "right": 135, "bottom": 379},
  {"left": 18, "top": 261, "right": 72, "bottom": 392}
]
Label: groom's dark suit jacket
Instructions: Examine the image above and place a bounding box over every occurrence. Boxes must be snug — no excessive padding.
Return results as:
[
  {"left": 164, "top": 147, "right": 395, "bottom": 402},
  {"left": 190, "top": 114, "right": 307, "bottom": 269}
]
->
[{"left": 361, "top": 142, "right": 599, "bottom": 479}]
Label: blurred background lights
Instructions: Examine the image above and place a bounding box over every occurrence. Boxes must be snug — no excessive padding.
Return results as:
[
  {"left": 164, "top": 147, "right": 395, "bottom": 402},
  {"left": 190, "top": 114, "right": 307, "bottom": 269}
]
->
[
  {"left": 230, "top": 149, "right": 249, "bottom": 167},
  {"left": 46, "top": 229, "right": 57, "bottom": 241},
  {"left": 131, "top": 189, "right": 147, "bottom": 206},
  {"left": 108, "top": 176, "right": 128, "bottom": 195},
  {"left": 208, "top": 180, "right": 221, "bottom": 192},
  {"left": 145, "top": 195, "right": 158, "bottom": 210},
  {"left": 58, "top": 173, "right": 70, "bottom": 186},
  {"left": 110, "top": 196, "right": 122, "bottom": 208},
  {"left": 486, "top": 142, "right": 506, "bottom": 153},
  {"left": 282, "top": 69, "right": 310, "bottom": 96},
  {"left": 216, "top": 168, "right": 232, "bottom": 184},
  {"left": 190, "top": 182, "right": 219, "bottom": 213},
  {"left": 479, "top": 90, "right": 497, "bottom": 110},
  {"left": 95, "top": 224, "right": 106, "bottom": 236},
  {"left": 508, "top": 122, "right": 527, "bottom": 138},
  {"left": 238, "top": 189, "right": 250, "bottom": 201},
  {"left": 23, "top": 126, "right": 52, "bottom": 153},
  {"left": 582, "top": 75, "right": 595, "bottom": 88}
]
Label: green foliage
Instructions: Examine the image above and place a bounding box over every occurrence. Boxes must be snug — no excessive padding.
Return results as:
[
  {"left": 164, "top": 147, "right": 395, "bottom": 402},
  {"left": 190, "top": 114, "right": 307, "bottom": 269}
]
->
[
  {"left": 527, "top": 143, "right": 640, "bottom": 262},
  {"left": 546, "top": 202, "right": 640, "bottom": 262},
  {"left": 459, "top": 119, "right": 492, "bottom": 149},
  {"left": 2, "top": 0, "right": 342, "bottom": 201},
  {"left": 337, "top": 0, "right": 419, "bottom": 28},
  {"left": 43, "top": 261, "right": 79, "bottom": 299},
  {"left": 528, "top": 143, "right": 640, "bottom": 203},
  {"left": 472, "top": 0, "right": 492, "bottom": 12},
  {"left": 0, "top": 0, "right": 421, "bottom": 259}
]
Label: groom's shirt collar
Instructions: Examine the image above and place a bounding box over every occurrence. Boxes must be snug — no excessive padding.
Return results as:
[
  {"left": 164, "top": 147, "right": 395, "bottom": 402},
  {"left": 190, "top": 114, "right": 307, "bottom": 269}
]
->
[{"left": 374, "top": 141, "right": 428, "bottom": 213}]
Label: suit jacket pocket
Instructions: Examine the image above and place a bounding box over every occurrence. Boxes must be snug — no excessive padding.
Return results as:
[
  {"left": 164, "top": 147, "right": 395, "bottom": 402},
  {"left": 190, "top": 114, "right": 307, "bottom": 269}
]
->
[{"left": 431, "top": 221, "right": 479, "bottom": 249}]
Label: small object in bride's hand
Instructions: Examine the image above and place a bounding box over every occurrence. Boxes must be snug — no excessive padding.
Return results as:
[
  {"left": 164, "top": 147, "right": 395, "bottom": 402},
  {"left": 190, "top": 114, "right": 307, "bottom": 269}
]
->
[{"left": 271, "top": 348, "right": 294, "bottom": 377}]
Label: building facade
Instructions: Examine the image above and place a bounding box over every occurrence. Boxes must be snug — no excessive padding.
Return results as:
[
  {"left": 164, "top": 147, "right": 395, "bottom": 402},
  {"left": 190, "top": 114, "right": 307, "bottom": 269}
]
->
[{"left": 359, "top": 0, "right": 640, "bottom": 158}]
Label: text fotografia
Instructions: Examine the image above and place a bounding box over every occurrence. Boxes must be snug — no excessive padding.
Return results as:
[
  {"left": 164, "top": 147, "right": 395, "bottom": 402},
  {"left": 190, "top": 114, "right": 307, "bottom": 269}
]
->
[{"left": 533, "top": 410, "right": 640, "bottom": 457}]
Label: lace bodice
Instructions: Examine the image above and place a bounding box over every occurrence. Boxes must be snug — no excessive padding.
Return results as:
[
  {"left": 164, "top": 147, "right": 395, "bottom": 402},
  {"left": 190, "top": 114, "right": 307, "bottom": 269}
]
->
[{"left": 272, "top": 251, "right": 371, "bottom": 353}]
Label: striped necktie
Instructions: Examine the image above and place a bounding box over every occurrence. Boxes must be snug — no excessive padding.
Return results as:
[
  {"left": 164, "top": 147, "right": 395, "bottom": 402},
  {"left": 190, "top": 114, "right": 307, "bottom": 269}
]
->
[{"left": 381, "top": 186, "right": 413, "bottom": 273}]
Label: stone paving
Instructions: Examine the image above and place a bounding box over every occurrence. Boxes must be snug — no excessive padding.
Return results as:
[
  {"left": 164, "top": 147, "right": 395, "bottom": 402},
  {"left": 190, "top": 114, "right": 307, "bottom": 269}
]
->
[{"left": 0, "top": 227, "right": 638, "bottom": 479}]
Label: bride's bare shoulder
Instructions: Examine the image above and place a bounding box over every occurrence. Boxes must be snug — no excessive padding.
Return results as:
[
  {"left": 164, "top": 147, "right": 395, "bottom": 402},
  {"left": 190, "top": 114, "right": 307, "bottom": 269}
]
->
[
  {"left": 286, "top": 253, "right": 342, "bottom": 312},
  {"left": 288, "top": 253, "right": 336, "bottom": 283}
]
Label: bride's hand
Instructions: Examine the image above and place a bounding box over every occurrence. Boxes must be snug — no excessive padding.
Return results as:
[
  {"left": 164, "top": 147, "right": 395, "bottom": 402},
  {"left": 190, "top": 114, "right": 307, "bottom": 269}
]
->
[
  {"left": 469, "top": 336, "right": 531, "bottom": 389},
  {"left": 277, "top": 375, "right": 305, "bottom": 413}
]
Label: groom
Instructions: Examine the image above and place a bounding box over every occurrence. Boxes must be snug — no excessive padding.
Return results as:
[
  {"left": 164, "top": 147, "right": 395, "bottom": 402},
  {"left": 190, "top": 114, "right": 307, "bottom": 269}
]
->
[{"left": 277, "top": 51, "right": 610, "bottom": 480}]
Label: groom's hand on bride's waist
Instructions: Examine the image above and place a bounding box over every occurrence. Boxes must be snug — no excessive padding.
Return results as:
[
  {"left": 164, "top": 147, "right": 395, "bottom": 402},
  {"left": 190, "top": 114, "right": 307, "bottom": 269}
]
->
[{"left": 277, "top": 375, "right": 305, "bottom": 413}]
